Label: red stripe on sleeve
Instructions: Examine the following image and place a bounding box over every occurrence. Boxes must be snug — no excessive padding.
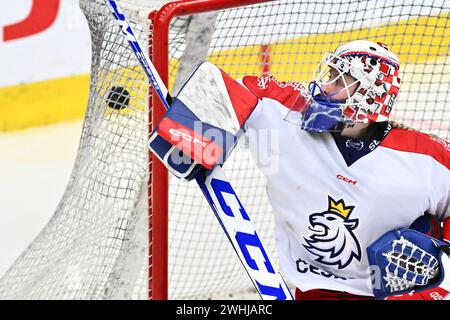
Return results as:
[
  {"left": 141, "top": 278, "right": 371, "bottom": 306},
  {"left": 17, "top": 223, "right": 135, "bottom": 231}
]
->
[
  {"left": 380, "top": 128, "right": 450, "bottom": 170},
  {"left": 242, "top": 75, "right": 302, "bottom": 108}
]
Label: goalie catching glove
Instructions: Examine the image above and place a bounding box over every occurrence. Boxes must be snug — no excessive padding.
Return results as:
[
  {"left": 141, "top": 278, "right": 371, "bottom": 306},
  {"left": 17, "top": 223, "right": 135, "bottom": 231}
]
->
[
  {"left": 367, "top": 216, "right": 450, "bottom": 300},
  {"left": 149, "top": 62, "right": 258, "bottom": 180}
]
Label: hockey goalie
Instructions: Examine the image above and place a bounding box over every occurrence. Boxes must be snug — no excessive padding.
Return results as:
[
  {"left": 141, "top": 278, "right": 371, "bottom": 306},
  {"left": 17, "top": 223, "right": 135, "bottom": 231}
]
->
[{"left": 149, "top": 40, "right": 450, "bottom": 300}]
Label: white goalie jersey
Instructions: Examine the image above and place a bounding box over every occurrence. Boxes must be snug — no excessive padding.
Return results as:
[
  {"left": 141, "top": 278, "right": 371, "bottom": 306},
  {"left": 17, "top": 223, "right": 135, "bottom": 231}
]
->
[{"left": 242, "top": 75, "right": 450, "bottom": 296}]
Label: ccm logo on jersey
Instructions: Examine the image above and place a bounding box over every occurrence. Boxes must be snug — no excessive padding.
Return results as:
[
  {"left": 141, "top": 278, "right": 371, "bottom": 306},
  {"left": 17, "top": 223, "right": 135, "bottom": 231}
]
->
[
  {"left": 210, "top": 178, "right": 292, "bottom": 300},
  {"left": 169, "top": 128, "right": 208, "bottom": 147},
  {"left": 336, "top": 174, "right": 358, "bottom": 185}
]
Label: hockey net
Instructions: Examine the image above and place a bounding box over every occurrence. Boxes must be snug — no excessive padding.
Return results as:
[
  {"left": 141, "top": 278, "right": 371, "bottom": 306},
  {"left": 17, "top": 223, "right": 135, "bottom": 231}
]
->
[{"left": 0, "top": 0, "right": 448, "bottom": 299}]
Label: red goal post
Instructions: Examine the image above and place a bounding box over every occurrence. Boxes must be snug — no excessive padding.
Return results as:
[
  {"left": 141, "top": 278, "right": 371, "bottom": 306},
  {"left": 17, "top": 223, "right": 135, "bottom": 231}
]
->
[{"left": 148, "top": 0, "right": 277, "bottom": 300}]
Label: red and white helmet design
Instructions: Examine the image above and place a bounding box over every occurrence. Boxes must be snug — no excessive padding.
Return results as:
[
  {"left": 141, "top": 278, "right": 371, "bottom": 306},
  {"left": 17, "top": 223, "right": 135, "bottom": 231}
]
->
[{"left": 313, "top": 40, "right": 401, "bottom": 123}]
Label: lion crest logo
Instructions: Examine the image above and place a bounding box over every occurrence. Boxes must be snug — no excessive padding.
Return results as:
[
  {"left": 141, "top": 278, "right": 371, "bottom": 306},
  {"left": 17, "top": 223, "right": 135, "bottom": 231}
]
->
[{"left": 303, "top": 196, "right": 361, "bottom": 269}]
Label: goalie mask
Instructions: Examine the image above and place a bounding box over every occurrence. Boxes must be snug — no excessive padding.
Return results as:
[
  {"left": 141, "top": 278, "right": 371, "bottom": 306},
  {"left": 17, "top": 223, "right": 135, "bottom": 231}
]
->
[{"left": 285, "top": 40, "right": 401, "bottom": 132}]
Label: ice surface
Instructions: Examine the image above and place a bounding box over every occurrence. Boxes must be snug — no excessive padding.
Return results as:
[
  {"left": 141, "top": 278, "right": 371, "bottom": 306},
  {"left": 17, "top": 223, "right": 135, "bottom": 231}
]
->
[{"left": 0, "top": 121, "right": 83, "bottom": 277}]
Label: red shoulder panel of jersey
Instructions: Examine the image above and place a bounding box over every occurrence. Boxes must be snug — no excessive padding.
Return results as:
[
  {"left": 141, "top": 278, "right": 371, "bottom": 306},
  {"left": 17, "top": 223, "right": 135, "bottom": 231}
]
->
[
  {"left": 242, "top": 75, "right": 304, "bottom": 108},
  {"left": 380, "top": 128, "right": 450, "bottom": 170}
]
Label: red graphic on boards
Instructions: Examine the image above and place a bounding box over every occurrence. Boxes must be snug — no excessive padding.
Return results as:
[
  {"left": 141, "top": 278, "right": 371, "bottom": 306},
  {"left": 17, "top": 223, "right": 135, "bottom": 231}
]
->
[{"left": 3, "top": 0, "right": 60, "bottom": 42}]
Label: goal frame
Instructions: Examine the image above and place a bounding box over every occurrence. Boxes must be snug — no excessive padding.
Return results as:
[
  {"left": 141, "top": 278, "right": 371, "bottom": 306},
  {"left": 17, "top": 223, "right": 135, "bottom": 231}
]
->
[{"left": 148, "top": 0, "right": 273, "bottom": 300}]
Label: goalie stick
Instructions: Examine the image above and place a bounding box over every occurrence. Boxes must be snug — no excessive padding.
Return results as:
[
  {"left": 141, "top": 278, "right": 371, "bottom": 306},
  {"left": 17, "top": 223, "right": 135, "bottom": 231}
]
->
[{"left": 106, "top": 0, "right": 293, "bottom": 300}]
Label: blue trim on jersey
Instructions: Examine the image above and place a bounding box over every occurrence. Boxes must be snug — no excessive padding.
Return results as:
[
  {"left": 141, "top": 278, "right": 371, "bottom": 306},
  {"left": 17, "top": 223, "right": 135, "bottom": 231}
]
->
[{"left": 332, "top": 122, "right": 392, "bottom": 166}]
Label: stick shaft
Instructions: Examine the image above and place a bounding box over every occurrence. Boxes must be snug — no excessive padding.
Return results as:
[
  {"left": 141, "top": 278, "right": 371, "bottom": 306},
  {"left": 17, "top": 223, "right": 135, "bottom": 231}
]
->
[{"left": 106, "top": 0, "right": 170, "bottom": 109}]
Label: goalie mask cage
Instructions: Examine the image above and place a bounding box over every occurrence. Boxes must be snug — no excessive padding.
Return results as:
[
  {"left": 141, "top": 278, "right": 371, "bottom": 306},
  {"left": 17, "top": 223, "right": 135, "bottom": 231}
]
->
[{"left": 0, "top": 0, "right": 448, "bottom": 299}]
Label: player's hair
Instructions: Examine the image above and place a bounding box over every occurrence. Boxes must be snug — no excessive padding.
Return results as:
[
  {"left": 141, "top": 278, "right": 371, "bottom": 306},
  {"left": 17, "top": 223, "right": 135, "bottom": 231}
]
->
[
  {"left": 388, "top": 120, "right": 440, "bottom": 139},
  {"left": 388, "top": 120, "right": 416, "bottom": 131}
]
